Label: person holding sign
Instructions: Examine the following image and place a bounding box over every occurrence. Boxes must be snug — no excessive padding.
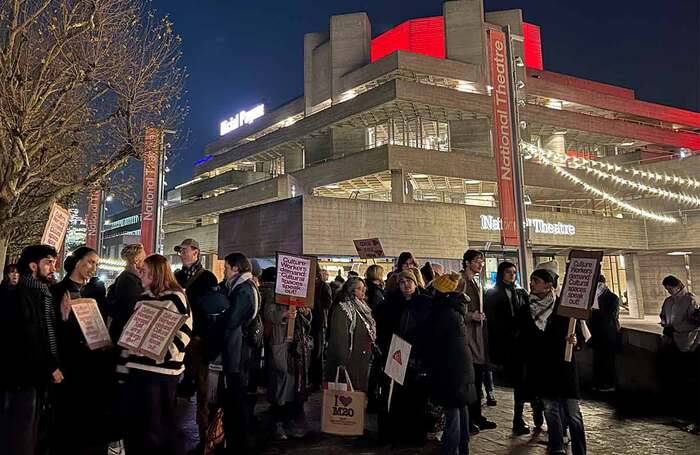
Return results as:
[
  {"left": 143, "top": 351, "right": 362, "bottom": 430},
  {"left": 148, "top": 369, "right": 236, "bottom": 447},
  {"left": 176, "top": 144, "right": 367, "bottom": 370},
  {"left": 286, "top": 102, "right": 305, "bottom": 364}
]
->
[
  {"left": 425, "top": 272, "right": 476, "bottom": 455},
  {"left": 520, "top": 264, "right": 587, "bottom": 455},
  {"left": 50, "top": 246, "right": 114, "bottom": 454},
  {"left": 123, "top": 254, "right": 192, "bottom": 455},
  {"left": 0, "top": 245, "right": 62, "bottom": 455}
]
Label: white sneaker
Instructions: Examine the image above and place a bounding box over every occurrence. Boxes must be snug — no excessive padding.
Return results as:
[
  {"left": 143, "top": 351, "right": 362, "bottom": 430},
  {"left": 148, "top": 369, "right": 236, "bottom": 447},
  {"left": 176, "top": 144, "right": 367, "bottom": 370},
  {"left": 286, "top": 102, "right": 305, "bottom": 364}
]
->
[
  {"left": 272, "top": 422, "right": 288, "bottom": 440},
  {"left": 108, "top": 440, "right": 125, "bottom": 455}
]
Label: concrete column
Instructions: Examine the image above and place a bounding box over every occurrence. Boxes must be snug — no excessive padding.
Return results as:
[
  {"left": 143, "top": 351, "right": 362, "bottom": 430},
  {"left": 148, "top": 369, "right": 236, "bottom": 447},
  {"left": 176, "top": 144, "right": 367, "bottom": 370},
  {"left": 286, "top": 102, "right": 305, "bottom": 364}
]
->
[
  {"left": 391, "top": 169, "right": 411, "bottom": 203},
  {"left": 443, "top": 1, "right": 486, "bottom": 74},
  {"left": 544, "top": 133, "right": 566, "bottom": 154},
  {"left": 304, "top": 32, "right": 329, "bottom": 115},
  {"left": 284, "top": 147, "right": 305, "bottom": 174},
  {"left": 624, "top": 253, "right": 646, "bottom": 319},
  {"left": 330, "top": 13, "right": 371, "bottom": 103}
]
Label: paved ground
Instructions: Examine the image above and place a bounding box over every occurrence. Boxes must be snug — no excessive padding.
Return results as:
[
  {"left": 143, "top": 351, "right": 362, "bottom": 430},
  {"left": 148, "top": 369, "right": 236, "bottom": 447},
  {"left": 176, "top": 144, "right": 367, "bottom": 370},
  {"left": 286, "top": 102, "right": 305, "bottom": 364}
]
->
[{"left": 176, "top": 385, "right": 699, "bottom": 454}]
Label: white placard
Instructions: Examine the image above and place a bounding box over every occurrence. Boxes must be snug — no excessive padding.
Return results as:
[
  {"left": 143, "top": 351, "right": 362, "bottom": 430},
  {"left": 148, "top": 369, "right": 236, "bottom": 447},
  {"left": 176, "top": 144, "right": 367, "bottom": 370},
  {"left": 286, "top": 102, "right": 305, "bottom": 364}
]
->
[
  {"left": 384, "top": 334, "right": 412, "bottom": 386},
  {"left": 71, "top": 298, "right": 111, "bottom": 350},
  {"left": 275, "top": 253, "right": 312, "bottom": 299},
  {"left": 560, "top": 257, "right": 598, "bottom": 311}
]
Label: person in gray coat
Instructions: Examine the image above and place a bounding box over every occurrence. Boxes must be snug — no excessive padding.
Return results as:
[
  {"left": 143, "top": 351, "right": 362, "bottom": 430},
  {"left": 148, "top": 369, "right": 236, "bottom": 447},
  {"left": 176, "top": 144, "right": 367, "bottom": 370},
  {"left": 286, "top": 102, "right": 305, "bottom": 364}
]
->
[
  {"left": 325, "top": 277, "right": 376, "bottom": 393},
  {"left": 261, "top": 267, "right": 312, "bottom": 440}
]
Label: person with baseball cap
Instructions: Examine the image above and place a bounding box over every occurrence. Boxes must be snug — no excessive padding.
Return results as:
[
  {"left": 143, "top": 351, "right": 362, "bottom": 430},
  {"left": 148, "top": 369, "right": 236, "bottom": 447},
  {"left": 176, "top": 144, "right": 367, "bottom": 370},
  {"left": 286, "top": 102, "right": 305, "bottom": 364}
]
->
[{"left": 173, "top": 238, "right": 218, "bottom": 453}]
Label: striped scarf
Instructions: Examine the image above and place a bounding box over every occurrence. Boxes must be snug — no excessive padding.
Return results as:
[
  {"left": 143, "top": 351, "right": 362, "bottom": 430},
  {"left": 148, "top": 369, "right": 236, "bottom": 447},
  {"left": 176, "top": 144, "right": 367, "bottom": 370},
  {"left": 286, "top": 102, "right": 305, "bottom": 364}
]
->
[{"left": 22, "top": 274, "right": 59, "bottom": 359}]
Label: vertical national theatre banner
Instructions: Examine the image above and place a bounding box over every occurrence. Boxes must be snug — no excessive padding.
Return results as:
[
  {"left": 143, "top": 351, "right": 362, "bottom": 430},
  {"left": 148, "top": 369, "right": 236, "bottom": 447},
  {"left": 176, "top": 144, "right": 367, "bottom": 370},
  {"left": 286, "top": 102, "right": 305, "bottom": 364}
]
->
[{"left": 140, "top": 127, "right": 162, "bottom": 255}]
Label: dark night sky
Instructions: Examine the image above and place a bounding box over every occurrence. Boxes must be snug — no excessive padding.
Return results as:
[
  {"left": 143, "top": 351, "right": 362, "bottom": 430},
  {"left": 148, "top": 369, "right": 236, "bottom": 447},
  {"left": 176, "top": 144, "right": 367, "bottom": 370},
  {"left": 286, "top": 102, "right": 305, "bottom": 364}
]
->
[{"left": 150, "top": 0, "right": 700, "bottom": 187}]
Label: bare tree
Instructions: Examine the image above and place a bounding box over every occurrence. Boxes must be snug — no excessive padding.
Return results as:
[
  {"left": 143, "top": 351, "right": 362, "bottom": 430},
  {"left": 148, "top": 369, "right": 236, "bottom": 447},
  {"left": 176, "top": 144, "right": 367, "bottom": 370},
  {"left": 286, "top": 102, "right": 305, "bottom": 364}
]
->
[{"left": 0, "top": 0, "right": 186, "bottom": 268}]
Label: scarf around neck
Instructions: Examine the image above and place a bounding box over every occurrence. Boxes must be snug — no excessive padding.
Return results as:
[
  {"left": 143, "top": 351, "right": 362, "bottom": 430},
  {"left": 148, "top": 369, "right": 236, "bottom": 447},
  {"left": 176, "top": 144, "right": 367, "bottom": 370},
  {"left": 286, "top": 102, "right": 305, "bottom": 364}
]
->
[
  {"left": 339, "top": 297, "right": 377, "bottom": 354},
  {"left": 22, "top": 274, "right": 59, "bottom": 357},
  {"left": 529, "top": 290, "right": 557, "bottom": 331},
  {"left": 182, "top": 260, "right": 203, "bottom": 282}
]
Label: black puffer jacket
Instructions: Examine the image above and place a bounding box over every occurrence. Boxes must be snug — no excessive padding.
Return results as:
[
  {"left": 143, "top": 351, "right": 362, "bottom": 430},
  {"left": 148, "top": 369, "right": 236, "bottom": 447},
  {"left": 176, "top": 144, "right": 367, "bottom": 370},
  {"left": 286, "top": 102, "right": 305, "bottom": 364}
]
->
[{"left": 425, "top": 292, "right": 476, "bottom": 408}]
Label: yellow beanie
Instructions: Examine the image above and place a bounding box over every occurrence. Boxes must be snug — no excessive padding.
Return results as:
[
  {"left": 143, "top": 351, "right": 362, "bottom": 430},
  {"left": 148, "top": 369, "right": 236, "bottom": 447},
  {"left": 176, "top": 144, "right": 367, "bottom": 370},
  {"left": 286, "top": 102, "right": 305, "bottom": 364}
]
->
[{"left": 432, "top": 272, "right": 461, "bottom": 294}]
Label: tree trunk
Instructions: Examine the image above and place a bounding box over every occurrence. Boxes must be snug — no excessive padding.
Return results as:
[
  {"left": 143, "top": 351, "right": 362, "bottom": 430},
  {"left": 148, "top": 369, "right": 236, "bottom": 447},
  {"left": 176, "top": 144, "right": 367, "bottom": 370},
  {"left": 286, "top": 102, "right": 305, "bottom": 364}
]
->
[{"left": 0, "top": 235, "right": 8, "bottom": 279}]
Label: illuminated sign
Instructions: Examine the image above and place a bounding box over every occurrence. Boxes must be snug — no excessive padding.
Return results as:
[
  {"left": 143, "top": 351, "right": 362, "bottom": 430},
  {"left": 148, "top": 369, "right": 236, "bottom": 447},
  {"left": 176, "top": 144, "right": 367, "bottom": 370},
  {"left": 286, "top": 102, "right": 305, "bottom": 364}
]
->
[
  {"left": 480, "top": 214, "right": 576, "bottom": 236},
  {"left": 220, "top": 104, "right": 264, "bottom": 136}
]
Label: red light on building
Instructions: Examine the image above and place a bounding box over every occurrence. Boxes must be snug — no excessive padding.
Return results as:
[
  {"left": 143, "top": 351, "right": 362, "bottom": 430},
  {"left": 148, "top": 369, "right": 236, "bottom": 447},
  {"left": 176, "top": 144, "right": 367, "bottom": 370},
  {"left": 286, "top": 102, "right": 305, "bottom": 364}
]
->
[
  {"left": 522, "top": 23, "right": 543, "bottom": 70},
  {"left": 371, "top": 17, "right": 445, "bottom": 62}
]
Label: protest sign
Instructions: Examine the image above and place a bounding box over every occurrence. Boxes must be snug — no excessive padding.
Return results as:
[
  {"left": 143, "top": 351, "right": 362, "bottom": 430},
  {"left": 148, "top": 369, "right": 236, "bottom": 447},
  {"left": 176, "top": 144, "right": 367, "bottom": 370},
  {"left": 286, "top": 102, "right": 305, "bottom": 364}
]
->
[
  {"left": 71, "top": 298, "right": 111, "bottom": 350},
  {"left": 118, "top": 302, "right": 187, "bottom": 363},
  {"left": 41, "top": 203, "right": 70, "bottom": 250},
  {"left": 557, "top": 250, "right": 603, "bottom": 362},
  {"left": 353, "top": 238, "right": 384, "bottom": 259},
  {"left": 275, "top": 252, "right": 316, "bottom": 308},
  {"left": 384, "top": 334, "right": 412, "bottom": 412}
]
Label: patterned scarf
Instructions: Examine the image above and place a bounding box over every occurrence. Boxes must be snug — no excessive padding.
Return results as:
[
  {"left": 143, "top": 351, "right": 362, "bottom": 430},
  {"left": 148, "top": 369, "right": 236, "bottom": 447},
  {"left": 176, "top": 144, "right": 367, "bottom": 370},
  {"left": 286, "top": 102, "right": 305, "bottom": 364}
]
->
[
  {"left": 529, "top": 289, "right": 557, "bottom": 332},
  {"left": 339, "top": 297, "right": 377, "bottom": 354},
  {"left": 182, "top": 259, "right": 203, "bottom": 283},
  {"left": 22, "top": 274, "right": 59, "bottom": 358}
]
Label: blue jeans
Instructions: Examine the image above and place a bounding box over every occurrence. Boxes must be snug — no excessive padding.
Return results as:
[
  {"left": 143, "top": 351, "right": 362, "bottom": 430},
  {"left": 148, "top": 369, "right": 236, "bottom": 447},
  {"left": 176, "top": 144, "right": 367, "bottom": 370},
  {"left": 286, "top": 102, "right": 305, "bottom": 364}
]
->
[
  {"left": 543, "top": 398, "right": 587, "bottom": 455},
  {"left": 442, "top": 406, "right": 469, "bottom": 455}
]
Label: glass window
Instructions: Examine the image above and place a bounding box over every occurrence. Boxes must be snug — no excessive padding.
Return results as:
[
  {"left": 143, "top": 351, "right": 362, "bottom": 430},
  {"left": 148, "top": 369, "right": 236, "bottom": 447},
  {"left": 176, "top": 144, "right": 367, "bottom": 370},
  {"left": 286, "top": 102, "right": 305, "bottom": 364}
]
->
[
  {"left": 392, "top": 119, "right": 406, "bottom": 146},
  {"left": 438, "top": 121, "right": 449, "bottom": 152},
  {"left": 407, "top": 119, "right": 419, "bottom": 148},
  {"left": 376, "top": 123, "right": 389, "bottom": 147},
  {"left": 366, "top": 126, "right": 376, "bottom": 149},
  {"left": 421, "top": 120, "right": 439, "bottom": 151}
]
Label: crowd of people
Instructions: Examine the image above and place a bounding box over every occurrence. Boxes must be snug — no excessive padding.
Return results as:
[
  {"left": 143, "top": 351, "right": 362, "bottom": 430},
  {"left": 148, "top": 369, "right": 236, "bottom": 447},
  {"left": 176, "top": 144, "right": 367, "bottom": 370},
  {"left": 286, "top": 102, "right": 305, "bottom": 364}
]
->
[{"left": 1, "top": 240, "right": 698, "bottom": 455}]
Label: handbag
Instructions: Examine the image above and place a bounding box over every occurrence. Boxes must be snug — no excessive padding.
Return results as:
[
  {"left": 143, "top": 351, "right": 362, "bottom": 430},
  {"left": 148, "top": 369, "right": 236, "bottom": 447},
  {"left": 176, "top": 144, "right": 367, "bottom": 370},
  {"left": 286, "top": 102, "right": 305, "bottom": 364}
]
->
[{"left": 321, "top": 366, "right": 367, "bottom": 436}]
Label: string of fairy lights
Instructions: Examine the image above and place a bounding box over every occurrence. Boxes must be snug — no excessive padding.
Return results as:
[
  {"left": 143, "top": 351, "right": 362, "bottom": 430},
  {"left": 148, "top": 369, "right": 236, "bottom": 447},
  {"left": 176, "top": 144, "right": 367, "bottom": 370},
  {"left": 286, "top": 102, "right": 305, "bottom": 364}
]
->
[{"left": 520, "top": 142, "right": 700, "bottom": 224}]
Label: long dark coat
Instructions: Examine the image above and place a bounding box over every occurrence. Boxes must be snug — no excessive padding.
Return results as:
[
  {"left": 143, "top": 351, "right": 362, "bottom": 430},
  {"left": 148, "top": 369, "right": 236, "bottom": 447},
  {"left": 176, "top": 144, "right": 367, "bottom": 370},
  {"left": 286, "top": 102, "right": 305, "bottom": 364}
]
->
[
  {"left": 484, "top": 283, "right": 529, "bottom": 366},
  {"left": 588, "top": 288, "right": 621, "bottom": 351},
  {"left": 425, "top": 292, "right": 477, "bottom": 408}
]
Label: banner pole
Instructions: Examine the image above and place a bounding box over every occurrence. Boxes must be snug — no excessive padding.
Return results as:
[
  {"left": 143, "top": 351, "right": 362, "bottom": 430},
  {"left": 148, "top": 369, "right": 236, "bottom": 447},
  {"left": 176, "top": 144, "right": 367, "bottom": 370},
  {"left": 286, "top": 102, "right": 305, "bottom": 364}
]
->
[{"left": 387, "top": 379, "right": 395, "bottom": 413}]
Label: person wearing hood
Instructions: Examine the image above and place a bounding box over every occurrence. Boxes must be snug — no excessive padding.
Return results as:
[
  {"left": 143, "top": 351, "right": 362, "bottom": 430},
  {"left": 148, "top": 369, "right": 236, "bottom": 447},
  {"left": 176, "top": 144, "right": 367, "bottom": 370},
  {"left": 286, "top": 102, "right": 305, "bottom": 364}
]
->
[
  {"left": 426, "top": 272, "right": 476, "bottom": 455},
  {"left": 50, "top": 246, "right": 114, "bottom": 455},
  {"left": 484, "top": 261, "right": 543, "bottom": 434},
  {"left": 588, "top": 275, "right": 621, "bottom": 392},
  {"left": 521, "top": 263, "right": 587, "bottom": 455},
  {"left": 456, "top": 250, "right": 496, "bottom": 433},
  {"left": 220, "top": 252, "right": 260, "bottom": 452},
  {"left": 376, "top": 270, "right": 433, "bottom": 446}
]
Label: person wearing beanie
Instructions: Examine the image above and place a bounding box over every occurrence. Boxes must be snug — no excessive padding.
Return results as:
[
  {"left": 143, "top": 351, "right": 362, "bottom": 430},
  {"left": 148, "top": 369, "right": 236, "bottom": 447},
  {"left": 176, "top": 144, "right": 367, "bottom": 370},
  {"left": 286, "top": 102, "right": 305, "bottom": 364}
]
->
[
  {"left": 520, "top": 266, "right": 587, "bottom": 455},
  {"left": 484, "top": 261, "right": 544, "bottom": 435},
  {"left": 456, "top": 250, "right": 497, "bottom": 433},
  {"left": 426, "top": 271, "right": 475, "bottom": 455},
  {"left": 50, "top": 246, "right": 115, "bottom": 454},
  {"left": 375, "top": 269, "right": 434, "bottom": 445}
]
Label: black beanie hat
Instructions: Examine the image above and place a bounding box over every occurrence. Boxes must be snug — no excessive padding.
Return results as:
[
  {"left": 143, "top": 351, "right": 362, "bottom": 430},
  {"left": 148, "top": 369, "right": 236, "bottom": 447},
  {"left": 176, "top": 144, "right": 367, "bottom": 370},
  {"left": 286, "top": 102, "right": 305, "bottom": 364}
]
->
[{"left": 64, "top": 246, "right": 97, "bottom": 275}]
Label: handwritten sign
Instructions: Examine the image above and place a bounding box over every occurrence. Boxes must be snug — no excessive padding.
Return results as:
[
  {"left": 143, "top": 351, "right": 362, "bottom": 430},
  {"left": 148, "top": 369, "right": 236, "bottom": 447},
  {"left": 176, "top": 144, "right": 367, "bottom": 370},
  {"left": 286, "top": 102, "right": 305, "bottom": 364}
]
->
[
  {"left": 71, "top": 298, "right": 111, "bottom": 350},
  {"left": 275, "top": 252, "right": 316, "bottom": 307},
  {"left": 384, "top": 334, "right": 411, "bottom": 385},
  {"left": 558, "top": 250, "right": 603, "bottom": 320},
  {"left": 118, "top": 302, "right": 187, "bottom": 363},
  {"left": 353, "top": 238, "right": 385, "bottom": 259},
  {"left": 41, "top": 203, "right": 70, "bottom": 250}
]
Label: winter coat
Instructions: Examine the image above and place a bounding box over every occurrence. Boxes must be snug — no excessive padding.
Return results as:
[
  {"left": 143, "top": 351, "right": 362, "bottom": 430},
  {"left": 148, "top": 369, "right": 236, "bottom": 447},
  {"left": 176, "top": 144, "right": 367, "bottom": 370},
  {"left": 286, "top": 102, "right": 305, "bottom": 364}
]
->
[
  {"left": 588, "top": 287, "right": 621, "bottom": 351},
  {"left": 660, "top": 287, "right": 700, "bottom": 352},
  {"left": 519, "top": 299, "right": 584, "bottom": 399},
  {"left": 312, "top": 277, "right": 332, "bottom": 334},
  {"left": 457, "top": 275, "right": 488, "bottom": 365},
  {"left": 375, "top": 290, "right": 433, "bottom": 376},
  {"left": 0, "top": 282, "right": 58, "bottom": 387},
  {"left": 425, "top": 292, "right": 477, "bottom": 408},
  {"left": 366, "top": 280, "right": 385, "bottom": 312},
  {"left": 326, "top": 298, "right": 375, "bottom": 392},
  {"left": 107, "top": 269, "right": 143, "bottom": 342},
  {"left": 484, "top": 282, "right": 529, "bottom": 366},
  {"left": 222, "top": 275, "right": 258, "bottom": 374},
  {"left": 175, "top": 266, "right": 218, "bottom": 337}
]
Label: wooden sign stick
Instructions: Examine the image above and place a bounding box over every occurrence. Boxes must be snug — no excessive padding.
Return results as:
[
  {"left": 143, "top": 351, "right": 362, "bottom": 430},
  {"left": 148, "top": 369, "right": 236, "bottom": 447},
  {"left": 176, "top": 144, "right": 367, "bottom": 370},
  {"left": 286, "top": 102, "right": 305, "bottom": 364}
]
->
[
  {"left": 286, "top": 305, "right": 297, "bottom": 342},
  {"left": 564, "top": 318, "right": 576, "bottom": 363}
]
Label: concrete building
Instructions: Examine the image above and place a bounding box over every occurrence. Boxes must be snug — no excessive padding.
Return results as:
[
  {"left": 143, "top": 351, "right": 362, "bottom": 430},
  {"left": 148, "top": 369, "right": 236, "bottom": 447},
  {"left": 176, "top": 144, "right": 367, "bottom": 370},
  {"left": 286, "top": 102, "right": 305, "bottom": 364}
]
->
[{"left": 165, "top": 0, "right": 700, "bottom": 317}]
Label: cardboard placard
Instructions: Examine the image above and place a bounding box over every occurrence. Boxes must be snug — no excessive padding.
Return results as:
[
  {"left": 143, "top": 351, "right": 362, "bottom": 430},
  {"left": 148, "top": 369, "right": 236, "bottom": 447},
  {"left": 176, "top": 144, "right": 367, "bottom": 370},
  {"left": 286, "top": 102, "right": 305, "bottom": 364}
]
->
[
  {"left": 384, "top": 334, "right": 411, "bottom": 386},
  {"left": 353, "top": 238, "right": 385, "bottom": 259},
  {"left": 557, "top": 250, "right": 604, "bottom": 320},
  {"left": 71, "top": 298, "right": 111, "bottom": 350},
  {"left": 41, "top": 203, "right": 70, "bottom": 250},
  {"left": 118, "top": 302, "right": 187, "bottom": 363},
  {"left": 274, "top": 252, "right": 316, "bottom": 308}
]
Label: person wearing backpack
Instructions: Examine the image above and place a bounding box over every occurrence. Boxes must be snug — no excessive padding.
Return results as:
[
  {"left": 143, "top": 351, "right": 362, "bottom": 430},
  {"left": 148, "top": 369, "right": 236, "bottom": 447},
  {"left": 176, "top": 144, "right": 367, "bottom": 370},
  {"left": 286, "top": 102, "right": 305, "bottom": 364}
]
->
[
  {"left": 173, "top": 238, "right": 218, "bottom": 453},
  {"left": 221, "top": 252, "right": 260, "bottom": 453}
]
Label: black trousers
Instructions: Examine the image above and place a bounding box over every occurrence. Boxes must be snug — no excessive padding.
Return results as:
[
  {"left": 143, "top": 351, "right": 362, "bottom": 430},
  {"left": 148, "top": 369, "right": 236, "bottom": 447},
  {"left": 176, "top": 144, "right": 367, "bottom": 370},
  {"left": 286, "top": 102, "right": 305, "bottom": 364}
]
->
[
  {"left": 124, "top": 370, "right": 182, "bottom": 455},
  {"left": 592, "top": 348, "right": 616, "bottom": 389},
  {"left": 0, "top": 387, "right": 44, "bottom": 455},
  {"left": 224, "top": 372, "right": 250, "bottom": 453},
  {"left": 468, "top": 363, "right": 486, "bottom": 425}
]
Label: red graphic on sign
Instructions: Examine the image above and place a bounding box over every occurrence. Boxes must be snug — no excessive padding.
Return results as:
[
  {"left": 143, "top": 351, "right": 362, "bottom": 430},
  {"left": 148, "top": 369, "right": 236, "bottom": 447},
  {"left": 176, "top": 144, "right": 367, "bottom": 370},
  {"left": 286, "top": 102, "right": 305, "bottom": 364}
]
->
[{"left": 392, "top": 350, "right": 402, "bottom": 366}]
